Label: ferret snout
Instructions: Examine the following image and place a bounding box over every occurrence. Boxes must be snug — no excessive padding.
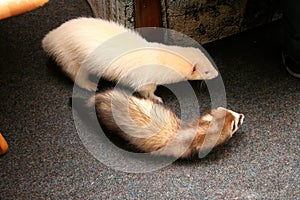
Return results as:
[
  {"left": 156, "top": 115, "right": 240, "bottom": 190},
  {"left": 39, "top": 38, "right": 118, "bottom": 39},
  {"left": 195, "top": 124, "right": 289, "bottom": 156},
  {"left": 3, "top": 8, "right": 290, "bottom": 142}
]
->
[
  {"left": 231, "top": 113, "right": 245, "bottom": 134},
  {"left": 202, "top": 69, "right": 218, "bottom": 80},
  {"left": 217, "top": 107, "right": 244, "bottom": 134}
]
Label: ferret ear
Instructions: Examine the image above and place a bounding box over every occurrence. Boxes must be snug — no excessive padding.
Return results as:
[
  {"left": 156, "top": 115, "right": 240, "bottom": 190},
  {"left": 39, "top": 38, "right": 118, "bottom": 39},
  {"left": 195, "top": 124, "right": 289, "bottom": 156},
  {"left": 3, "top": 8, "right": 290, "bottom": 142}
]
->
[{"left": 192, "top": 63, "right": 198, "bottom": 73}]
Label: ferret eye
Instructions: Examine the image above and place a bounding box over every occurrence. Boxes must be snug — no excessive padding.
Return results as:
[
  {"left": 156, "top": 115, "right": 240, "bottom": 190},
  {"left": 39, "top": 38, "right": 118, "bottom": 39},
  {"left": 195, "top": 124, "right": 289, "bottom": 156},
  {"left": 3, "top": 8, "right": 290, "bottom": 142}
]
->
[{"left": 231, "top": 120, "right": 236, "bottom": 132}]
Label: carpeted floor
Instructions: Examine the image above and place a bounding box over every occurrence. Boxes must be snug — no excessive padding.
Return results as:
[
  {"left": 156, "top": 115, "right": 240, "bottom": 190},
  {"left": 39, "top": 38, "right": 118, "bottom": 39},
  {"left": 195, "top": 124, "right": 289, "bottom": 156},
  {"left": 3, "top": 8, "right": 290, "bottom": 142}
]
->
[{"left": 0, "top": 0, "right": 299, "bottom": 199}]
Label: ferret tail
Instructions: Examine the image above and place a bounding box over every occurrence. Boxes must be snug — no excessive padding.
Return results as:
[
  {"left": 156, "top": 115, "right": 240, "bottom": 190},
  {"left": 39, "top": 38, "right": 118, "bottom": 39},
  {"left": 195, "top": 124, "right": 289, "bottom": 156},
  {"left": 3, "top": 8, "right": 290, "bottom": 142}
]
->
[{"left": 91, "top": 89, "right": 182, "bottom": 154}]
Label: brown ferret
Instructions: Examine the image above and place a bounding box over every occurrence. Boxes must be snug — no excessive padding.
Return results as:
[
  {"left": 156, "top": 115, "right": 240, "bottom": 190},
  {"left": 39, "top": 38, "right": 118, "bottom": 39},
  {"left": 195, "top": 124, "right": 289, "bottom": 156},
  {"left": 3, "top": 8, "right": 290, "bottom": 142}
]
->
[{"left": 85, "top": 89, "right": 245, "bottom": 158}]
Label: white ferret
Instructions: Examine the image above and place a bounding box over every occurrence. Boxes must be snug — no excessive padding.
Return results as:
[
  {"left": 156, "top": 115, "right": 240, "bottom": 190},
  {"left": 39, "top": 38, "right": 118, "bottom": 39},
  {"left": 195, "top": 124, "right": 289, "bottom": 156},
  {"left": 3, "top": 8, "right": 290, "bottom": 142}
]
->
[
  {"left": 85, "top": 89, "right": 245, "bottom": 158},
  {"left": 42, "top": 17, "right": 219, "bottom": 102}
]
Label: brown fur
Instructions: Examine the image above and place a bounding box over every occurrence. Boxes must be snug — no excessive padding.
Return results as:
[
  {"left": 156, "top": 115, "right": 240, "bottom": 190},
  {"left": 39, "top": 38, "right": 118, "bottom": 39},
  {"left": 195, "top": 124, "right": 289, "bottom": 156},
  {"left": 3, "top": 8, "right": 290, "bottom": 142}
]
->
[{"left": 87, "top": 90, "right": 244, "bottom": 158}]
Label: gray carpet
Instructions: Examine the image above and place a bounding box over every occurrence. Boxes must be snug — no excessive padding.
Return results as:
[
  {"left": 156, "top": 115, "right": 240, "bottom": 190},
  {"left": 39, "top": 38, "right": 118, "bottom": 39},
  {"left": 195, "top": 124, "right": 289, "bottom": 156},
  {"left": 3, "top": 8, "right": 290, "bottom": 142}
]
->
[{"left": 0, "top": 0, "right": 299, "bottom": 199}]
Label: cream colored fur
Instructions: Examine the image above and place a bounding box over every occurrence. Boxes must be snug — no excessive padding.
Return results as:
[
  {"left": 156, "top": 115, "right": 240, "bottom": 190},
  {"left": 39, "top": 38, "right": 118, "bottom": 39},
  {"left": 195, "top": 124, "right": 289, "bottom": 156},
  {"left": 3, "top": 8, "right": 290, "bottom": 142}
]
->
[{"left": 42, "top": 17, "right": 219, "bottom": 102}]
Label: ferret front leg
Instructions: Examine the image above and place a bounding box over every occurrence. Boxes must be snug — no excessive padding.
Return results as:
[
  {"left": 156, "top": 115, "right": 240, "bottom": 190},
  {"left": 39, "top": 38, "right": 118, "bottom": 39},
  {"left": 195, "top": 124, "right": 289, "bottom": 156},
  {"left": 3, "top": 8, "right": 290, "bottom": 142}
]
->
[
  {"left": 138, "top": 84, "right": 163, "bottom": 103},
  {"left": 75, "top": 68, "right": 98, "bottom": 91}
]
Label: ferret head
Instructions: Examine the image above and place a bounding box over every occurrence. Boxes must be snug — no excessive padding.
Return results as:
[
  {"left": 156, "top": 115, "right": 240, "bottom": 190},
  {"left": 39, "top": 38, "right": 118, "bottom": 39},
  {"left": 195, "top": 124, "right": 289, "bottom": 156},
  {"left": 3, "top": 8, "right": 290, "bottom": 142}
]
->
[
  {"left": 166, "top": 46, "right": 219, "bottom": 80},
  {"left": 216, "top": 107, "right": 245, "bottom": 137},
  {"left": 186, "top": 47, "right": 219, "bottom": 80},
  {"left": 192, "top": 107, "right": 245, "bottom": 155}
]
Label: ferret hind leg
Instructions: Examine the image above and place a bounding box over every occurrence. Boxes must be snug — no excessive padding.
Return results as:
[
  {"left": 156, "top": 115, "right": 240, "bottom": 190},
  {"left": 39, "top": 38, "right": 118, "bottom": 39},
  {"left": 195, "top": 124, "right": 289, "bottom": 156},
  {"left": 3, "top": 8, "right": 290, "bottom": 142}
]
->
[
  {"left": 138, "top": 84, "right": 162, "bottom": 103},
  {"left": 75, "top": 68, "right": 98, "bottom": 91}
]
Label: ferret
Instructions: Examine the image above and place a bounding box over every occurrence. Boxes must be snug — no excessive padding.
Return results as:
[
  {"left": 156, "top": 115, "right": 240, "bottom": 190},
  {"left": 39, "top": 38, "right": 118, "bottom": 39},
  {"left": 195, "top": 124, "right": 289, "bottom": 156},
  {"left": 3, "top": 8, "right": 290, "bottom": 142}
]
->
[
  {"left": 84, "top": 89, "right": 245, "bottom": 158},
  {"left": 42, "top": 17, "right": 219, "bottom": 102}
]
